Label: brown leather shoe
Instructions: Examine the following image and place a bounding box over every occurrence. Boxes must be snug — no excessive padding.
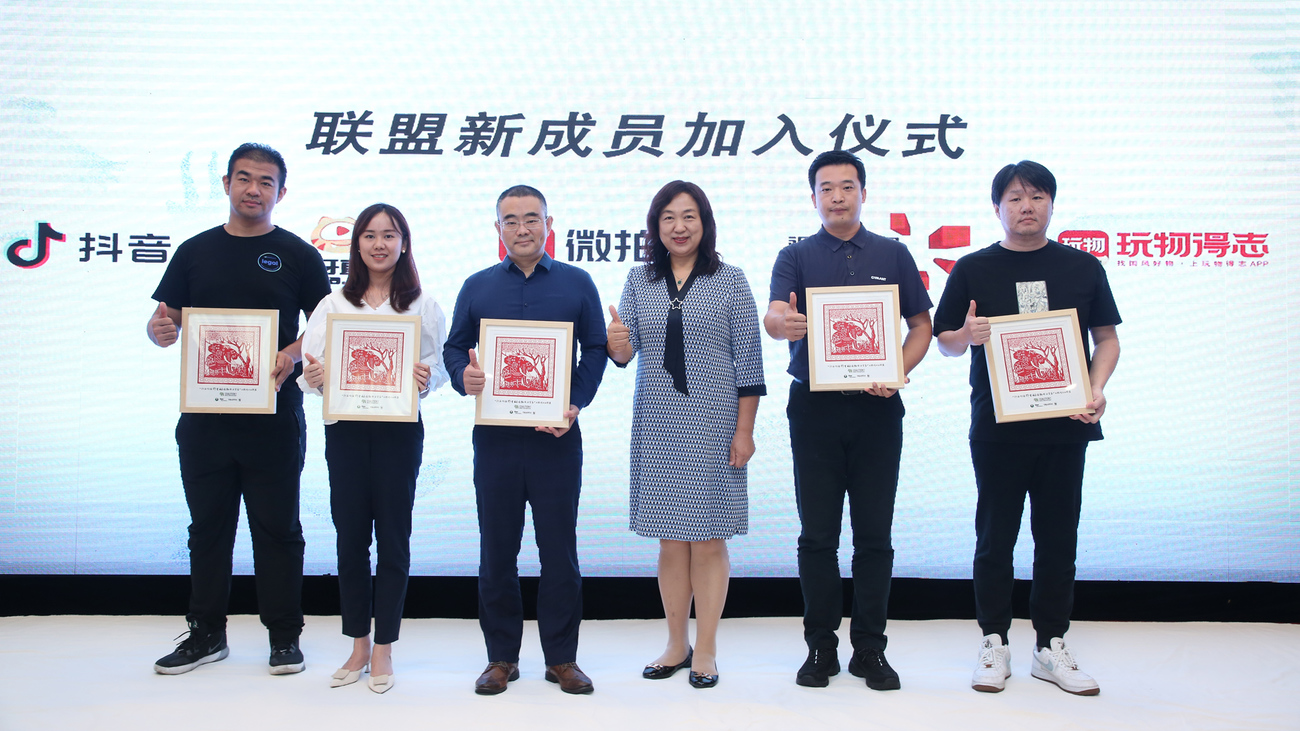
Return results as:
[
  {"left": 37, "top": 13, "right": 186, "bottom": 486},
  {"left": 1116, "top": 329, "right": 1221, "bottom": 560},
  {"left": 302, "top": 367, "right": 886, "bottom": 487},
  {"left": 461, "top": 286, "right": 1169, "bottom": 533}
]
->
[
  {"left": 545, "top": 662, "right": 594, "bottom": 694},
  {"left": 474, "top": 661, "right": 519, "bottom": 695}
]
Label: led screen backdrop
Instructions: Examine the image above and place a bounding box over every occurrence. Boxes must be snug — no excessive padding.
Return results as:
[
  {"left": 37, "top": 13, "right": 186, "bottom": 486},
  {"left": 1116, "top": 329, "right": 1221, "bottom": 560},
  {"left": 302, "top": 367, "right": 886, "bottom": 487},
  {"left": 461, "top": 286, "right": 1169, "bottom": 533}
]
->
[{"left": 1, "top": 1, "right": 1295, "bottom": 581}]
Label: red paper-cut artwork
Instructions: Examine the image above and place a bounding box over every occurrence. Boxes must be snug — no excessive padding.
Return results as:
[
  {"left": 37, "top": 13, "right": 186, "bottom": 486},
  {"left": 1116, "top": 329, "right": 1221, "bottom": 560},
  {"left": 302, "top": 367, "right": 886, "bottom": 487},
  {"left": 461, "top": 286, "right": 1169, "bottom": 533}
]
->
[
  {"left": 340, "top": 330, "right": 404, "bottom": 393},
  {"left": 198, "top": 325, "right": 261, "bottom": 385},
  {"left": 822, "top": 302, "right": 886, "bottom": 362},
  {"left": 493, "top": 336, "right": 556, "bottom": 398},
  {"left": 1001, "top": 328, "right": 1071, "bottom": 392}
]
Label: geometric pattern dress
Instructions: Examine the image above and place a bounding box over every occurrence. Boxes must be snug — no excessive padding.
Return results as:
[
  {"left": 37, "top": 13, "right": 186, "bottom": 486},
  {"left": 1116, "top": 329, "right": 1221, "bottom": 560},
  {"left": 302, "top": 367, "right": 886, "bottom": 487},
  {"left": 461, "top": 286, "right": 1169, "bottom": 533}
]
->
[{"left": 616, "top": 262, "right": 766, "bottom": 541}]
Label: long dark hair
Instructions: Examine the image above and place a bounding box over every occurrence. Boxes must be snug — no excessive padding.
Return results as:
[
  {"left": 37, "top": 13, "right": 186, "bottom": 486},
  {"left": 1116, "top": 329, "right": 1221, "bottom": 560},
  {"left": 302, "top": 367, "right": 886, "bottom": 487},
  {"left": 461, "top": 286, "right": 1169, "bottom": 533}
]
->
[
  {"left": 642, "top": 180, "right": 721, "bottom": 282},
  {"left": 341, "top": 203, "right": 421, "bottom": 313}
]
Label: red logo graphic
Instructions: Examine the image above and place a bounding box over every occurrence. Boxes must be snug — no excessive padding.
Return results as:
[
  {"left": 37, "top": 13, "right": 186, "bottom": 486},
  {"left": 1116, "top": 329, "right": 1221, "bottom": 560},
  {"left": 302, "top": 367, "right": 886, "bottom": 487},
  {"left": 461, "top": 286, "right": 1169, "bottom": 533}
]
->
[
  {"left": 823, "top": 303, "right": 886, "bottom": 362},
  {"left": 1059, "top": 230, "right": 1109, "bottom": 258},
  {"left": 198, "top": 325, "right": 261, "bottom": 385},
  {"left": 340, "top": 330, "right": 404, "bottom": 393},
  {"left": 498, "top": 229, "right": 556, "bottom": 261},
  {"left": 1001, "top": 328, "right": 1071, "bottom": 392},
  {"left": 311, "top": 216, "right": 355, "bottom": 254},
  {"left": 493, "top": 337, "right": 556, "bottom": 398}
]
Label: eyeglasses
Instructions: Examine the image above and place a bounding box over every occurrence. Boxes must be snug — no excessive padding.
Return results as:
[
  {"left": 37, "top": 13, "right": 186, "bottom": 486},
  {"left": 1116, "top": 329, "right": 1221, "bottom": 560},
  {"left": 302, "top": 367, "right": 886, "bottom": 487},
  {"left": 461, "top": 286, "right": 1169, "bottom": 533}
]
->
[{"left": 500, "top": 218, "right": 544, "bottom": 232}]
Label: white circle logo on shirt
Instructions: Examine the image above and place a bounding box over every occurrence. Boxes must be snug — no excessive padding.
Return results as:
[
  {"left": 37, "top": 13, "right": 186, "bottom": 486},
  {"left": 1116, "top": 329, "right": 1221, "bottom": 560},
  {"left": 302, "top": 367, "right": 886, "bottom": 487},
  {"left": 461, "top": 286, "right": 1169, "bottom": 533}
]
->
[{"left": 258, "top": 253, "right": 282, "bottom": 272}]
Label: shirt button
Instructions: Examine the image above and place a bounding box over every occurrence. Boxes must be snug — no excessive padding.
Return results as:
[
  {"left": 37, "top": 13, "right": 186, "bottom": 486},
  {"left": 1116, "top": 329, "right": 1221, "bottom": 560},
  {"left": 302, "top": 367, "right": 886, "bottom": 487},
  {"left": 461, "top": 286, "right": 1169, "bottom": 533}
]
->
[
  {"left": 849, "top": 271, "right": 855, "bottom": 276},
  {"left": 847, "top": 254, "right": 852, "bottom": 258}
]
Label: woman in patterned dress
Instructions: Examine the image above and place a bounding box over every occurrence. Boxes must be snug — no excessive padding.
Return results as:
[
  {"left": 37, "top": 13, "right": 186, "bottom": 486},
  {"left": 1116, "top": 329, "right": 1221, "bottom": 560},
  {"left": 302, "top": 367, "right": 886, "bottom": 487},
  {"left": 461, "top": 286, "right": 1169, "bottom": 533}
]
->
[{"left": 607, "top": 181, "right": 765, "bottom": 688}]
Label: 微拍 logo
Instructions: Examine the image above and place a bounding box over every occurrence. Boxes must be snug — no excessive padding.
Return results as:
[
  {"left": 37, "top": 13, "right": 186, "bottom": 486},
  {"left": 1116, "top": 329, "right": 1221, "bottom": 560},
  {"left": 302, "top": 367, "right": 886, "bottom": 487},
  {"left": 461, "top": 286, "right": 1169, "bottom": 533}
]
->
[
  {"left": 7, "top": 222, "right": 65, "bottom": 269},
  {"left": 258, "top": 252, "right": 282, "bottom": 272}
]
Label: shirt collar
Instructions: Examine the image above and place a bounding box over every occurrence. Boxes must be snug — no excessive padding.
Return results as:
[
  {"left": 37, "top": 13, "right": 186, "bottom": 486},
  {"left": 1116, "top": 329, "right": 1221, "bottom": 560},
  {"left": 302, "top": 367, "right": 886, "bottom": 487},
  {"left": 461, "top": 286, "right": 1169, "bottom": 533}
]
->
[
  {"left": 499, "top": 251, "right": 555, "bottom": 275},
  {"left": 814, "top": 224, "right": 869, "bottom": 252}
]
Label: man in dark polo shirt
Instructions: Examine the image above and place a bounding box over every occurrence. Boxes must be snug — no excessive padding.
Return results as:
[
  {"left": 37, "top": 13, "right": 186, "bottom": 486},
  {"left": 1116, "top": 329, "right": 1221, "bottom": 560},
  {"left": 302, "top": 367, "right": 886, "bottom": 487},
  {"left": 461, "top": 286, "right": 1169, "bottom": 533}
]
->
[
  {"left": 147, "top": 143, "right": 330, "bottom": 676},
  {"left": 765, "top": 150, "right": 933, "bottom": 690},
  {"left": 443, "top": 185, "right": 607, "bottom": 696},
  {"left": 934, "top": 160, "right": 1120, "bottom": 696}
]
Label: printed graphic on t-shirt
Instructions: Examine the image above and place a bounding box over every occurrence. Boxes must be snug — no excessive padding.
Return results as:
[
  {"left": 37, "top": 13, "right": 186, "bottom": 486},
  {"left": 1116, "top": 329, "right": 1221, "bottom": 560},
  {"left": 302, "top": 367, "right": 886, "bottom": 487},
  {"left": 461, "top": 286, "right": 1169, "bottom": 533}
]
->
[
  {"left": 1000, "top": 327, "right": 1071, "bottom": 392},
  {"left": 198, "top": 325, "right": 261, "bottom": 385},
  {"left": 1016, "top": 281, "right": 1048, "bottom": 314},
  {"left": 493, "top": 336, "right": 556, "bottom": 398},
  {"left": 340, "top": 330, "right": 404, "bottom": 393},
  {"left": 823, "top": 302, "right": 886, "bottom": 362}
]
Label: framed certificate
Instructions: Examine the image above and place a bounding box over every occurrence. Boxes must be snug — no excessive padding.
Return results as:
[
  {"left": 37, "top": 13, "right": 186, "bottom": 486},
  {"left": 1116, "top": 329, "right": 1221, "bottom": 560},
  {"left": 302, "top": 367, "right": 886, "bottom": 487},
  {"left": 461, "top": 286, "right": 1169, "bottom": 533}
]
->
[
  {"left": 804, "top": 285, "right": 906, "bottom": 391},
  {"left": 180, "top": 307, "right": 279, "bottom": 414},
  {"left": 984, "top": 308, "right": 1094, "bottom": 423},
  {"left": 322, "top": 313, "right": 421, "bottom": 422},
  {"left": 475, "top": 318, "right": 574, "bottom": 428}
]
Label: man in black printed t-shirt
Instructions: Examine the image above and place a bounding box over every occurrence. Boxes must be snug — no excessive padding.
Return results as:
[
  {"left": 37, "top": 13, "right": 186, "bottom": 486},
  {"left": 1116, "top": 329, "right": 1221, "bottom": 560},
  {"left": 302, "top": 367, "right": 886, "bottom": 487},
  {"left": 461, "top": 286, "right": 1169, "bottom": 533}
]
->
[
  {"left": 146, "top": 143, "right": 330, "bottom": 676},
  {"left": 933, "top": 160, "right": 1121, "bottom": 696}
]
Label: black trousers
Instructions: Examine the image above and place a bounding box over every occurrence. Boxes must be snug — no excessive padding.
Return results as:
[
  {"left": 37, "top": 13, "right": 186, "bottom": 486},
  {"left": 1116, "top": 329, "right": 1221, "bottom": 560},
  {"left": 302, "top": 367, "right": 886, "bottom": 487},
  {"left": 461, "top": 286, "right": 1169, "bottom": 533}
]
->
[
  {"left": 787, "top": 381, "right": 903, "bottom": 653},
  {"left": 176, "top": 408, "right": 306, "bottom": 642},
  {"left": 325, "top": 417, "right": 424, "bottom": 645},
  {"left": 971, "top": 440, "right": 1087, "bottom": 649},
  {"left": 473, "top": 424, "right": 584, "bottom": 667}
]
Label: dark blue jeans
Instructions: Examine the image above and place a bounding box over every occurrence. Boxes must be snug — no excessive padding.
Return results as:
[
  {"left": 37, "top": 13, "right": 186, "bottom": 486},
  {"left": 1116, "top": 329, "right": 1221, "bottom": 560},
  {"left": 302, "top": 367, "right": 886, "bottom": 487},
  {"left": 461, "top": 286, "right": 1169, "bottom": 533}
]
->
[
  {"left": 473, "top": 423, "right": 584, "bottom": 667},
  {"left": 325, "top": 417, "right": 424, "bottom": 645},
  {"left": 788, "top": 381, "right": 903, "bottom": 653},
  {"left": 971, "top": 440, "right": 1087, "bottom": 649}
]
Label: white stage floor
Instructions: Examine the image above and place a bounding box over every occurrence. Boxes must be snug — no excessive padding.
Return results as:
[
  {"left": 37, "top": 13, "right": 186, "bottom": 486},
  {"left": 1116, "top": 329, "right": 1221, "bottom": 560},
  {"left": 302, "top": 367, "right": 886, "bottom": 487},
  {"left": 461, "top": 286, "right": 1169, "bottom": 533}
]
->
[{"left": 1, "top": 615, "right": 1296, "bottom": 730}]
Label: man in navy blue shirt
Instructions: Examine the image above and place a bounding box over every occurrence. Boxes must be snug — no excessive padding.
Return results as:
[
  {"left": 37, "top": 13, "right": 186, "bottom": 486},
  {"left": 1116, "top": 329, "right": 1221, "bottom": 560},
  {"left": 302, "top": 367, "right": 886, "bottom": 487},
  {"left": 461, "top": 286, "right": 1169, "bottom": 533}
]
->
[
  {"left": 765, "top": 150, "right": 932, "bottom": 691},
  {"left": 444, "top": 185, "right": 607, "bottom": 696}
]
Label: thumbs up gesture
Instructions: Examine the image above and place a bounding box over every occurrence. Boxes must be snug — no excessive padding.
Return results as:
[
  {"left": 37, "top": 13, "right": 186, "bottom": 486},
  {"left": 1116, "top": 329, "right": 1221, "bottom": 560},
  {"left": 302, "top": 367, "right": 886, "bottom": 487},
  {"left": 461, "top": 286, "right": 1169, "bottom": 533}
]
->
[
  {"left": 148, "top": 301, "right": 178, "bottom": 347},
  {"left": 964, "top": 299, "right": 990, "bottom": 346},
  {"left": 783, "top": 292, "right": 807, "bottom": 342},
  {"left": 464, "top": 348, "right": 486, "bottom": 396},
  {"left": 302, "top": 352, "right": 326, "bottom": 391},
  {"left": 606, "top": 304, "right": 633, "bottom": 364}
]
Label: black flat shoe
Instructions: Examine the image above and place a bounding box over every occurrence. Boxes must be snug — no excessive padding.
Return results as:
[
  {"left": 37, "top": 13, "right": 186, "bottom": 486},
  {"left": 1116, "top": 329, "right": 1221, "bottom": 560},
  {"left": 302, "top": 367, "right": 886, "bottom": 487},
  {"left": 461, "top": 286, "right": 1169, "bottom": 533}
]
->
[
  {"left": 642, "top": 648, "right": 693, "bottom": 680},
  {"left": 689, "top": 669, "right": 719, "bottom": 689}
]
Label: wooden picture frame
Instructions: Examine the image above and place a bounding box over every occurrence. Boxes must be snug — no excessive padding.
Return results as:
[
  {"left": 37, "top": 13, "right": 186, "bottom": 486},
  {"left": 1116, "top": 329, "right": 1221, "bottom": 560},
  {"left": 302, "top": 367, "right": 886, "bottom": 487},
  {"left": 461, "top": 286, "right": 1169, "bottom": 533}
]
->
[
  {"left": 474, "top": 318, "right": 574, "bottom": 428},
  {"left": 179, "top": 307, "right": 279, "bottom": 414},
  {"left": 984, "top": 308, "right": 1094, "bottom": 423},
  {"left": 804, "top": 284, "right": 906, "bottom": 391},
  {"left": 322, "top": 313, "right": 421, "bottom": 422}
]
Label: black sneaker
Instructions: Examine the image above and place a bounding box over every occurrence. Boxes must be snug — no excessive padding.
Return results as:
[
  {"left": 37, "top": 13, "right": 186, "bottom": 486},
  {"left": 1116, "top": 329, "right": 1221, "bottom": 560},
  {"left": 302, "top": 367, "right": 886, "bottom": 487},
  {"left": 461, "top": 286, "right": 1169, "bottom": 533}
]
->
[
  {"left": 848, "top": 647, "right": 901, "bottom": 690},
  {"left": 795, "top": 647, "right": 840, "bottom": 687},
  {"left": 154, "top": 621, "right": 229, "bottom": 675},
  {"left": 269, "top": 639, "right": 305, "bottom": 675}
]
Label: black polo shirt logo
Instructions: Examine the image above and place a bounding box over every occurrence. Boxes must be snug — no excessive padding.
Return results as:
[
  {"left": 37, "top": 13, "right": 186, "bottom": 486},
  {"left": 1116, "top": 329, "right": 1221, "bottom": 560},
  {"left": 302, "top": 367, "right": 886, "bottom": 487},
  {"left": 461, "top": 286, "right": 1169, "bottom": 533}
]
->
[{"left": 258, "top": 252, "right": 282, "bottom": 272}]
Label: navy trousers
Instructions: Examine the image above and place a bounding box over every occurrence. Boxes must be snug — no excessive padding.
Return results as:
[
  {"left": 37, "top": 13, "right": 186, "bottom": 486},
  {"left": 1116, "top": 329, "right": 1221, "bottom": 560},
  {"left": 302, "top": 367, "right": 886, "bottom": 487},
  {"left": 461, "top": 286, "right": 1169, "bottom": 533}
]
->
[
  {"left": 472, "top": 423, "right": 584, "bottom": 667},
  {"left": 787, "top": 381, "right": 904, "bottom": 653},
  {"left": 971, "top": 440, "right": 1087, "bottom": 649},
  {"left": 325, "top": 417, "right": 424, "bottom": 645},
  {"left": 176, "top": 408, "right": 306, "bottom": 643}
]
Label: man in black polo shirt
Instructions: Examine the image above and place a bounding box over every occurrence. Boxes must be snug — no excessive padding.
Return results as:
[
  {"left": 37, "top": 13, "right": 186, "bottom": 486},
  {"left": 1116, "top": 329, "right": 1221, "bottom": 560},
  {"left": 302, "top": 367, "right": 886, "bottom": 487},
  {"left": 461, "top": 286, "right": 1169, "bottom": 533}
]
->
[
  {"left": 934, "top": 160, "right": 1119, "bottom": 696},
  {"left": 147, "top": 143, "right": 330, "bottom": 676},
  {"left": 765, "top": 150, "right": 933, "bottom": 690}
]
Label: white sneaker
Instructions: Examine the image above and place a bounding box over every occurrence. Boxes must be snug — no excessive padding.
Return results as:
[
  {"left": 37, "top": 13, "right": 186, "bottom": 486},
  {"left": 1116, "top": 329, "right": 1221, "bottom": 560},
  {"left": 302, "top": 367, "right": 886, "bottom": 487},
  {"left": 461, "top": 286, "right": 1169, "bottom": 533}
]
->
[
  {"left": 971, "top": 634, "right": 1011, "bottom": 692},
  {"left": 1031, "top": 638, "right": 1100, "bottom": 695}
]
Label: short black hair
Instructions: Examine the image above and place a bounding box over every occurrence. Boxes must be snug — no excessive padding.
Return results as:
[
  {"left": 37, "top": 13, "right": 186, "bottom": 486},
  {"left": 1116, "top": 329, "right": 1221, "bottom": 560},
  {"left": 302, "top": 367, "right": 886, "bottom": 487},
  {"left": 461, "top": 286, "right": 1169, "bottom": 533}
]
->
[
  {"left": 991, "top": 160, "right": 1057, "bottom": 205},
  {"left": 642, "top": 180, "right": 721, "bottom": 282},
  {"left": 808, "top": 150, "right": 866, "bottom": 191},
  {"left": 227, "top": 143, "right": 287, "bottom": 188},
  {"left": 496, "top": 184, "right": 548, "bottom": 217}
]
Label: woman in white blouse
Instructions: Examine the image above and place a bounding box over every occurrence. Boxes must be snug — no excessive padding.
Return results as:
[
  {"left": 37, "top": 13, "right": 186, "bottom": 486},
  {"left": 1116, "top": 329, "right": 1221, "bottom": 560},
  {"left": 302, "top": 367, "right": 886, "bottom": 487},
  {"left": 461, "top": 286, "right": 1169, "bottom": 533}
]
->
[{"left": 300, "top": 203, "right": 449, "bottom": 693}]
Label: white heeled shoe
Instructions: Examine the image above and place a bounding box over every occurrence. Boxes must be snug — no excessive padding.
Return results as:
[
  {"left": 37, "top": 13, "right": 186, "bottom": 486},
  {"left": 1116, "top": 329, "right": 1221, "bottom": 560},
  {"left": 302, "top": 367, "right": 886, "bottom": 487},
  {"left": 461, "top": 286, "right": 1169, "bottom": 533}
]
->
[
  {"left": 329, "top": 664, "right": 368, "bottom": 688},
  {"left": 367, "top": 673, "right": 395, "bottom": 694}
]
